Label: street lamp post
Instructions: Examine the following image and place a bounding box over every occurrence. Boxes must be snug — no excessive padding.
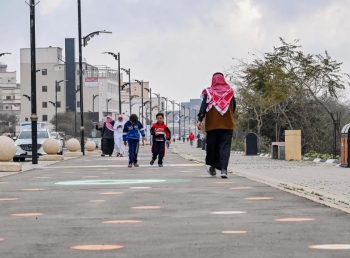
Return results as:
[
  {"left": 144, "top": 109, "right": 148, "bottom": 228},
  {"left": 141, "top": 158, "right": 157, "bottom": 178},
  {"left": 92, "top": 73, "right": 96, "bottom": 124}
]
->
[
  {"left": 134, "top": 80, "right": 144, "bottom": 125},
  {"left": 175, "top": 103, "right": 181, "bottom": 139},
  {"left": 186, "top": 106, "right": 191, "bottom": 133},
  {"left": 106, "top": 98, "right": 112, "bottom": 115},
  {"left": 28, "top": 0, "right": 38, "bottom": 164},
  {"left": 93, "top": 94, "right": 99, "bottom": 121},
  {"left": 162, "top": 97, "right": 168, "bottom": 123},
  {"left": 181, "top": 105, "right": 186, "bottom": 135},
  {"left": 169, "top": 100, "right": 175, "bottom": 136},
  {"left": 193, "top": 108, "right": 197, "bottom": 136},
  {"left": 78, "top": 0, "right": 111, "bottom": 155},
  {"left": 54, "top": 80, "right": 66, "bottom": 132},
  {"left": 153, "top": 92, "right": 161, "bottom": 113},
  {"left": 102, "top": 52, "right": 121, "bottom": 114},
  {"left": 121, "top": 68, "right": 131, "bottom": 114},
  {"left": 145, "top": 88, "right": 152, "bottom": 125}
]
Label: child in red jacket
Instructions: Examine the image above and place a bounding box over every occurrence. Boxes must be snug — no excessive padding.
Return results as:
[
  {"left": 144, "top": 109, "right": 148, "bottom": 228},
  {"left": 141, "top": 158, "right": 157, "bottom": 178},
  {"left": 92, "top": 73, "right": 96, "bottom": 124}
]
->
[{"left": 150, "top": 113, "right": 171, "bottom": 167}]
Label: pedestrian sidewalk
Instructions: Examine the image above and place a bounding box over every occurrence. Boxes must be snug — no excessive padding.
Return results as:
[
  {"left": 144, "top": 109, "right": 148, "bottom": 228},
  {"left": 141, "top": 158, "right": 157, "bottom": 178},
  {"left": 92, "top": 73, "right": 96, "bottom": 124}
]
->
[{"left": 170, "top": 141, "right": 350, "bottom": 213}]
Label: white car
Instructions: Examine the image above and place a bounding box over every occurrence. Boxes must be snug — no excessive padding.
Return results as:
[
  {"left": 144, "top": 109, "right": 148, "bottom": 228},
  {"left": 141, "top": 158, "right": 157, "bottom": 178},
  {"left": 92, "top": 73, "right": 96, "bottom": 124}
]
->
[{"left": 13, "top": 129, "right": 63, "bottom": 162}]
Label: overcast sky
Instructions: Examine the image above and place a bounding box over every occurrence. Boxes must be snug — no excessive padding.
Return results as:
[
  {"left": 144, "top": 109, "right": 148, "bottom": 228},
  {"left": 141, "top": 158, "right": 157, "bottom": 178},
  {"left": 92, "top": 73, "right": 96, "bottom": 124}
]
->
[{"left": 1, "top": 0, "right": 350, "bottom": 102}]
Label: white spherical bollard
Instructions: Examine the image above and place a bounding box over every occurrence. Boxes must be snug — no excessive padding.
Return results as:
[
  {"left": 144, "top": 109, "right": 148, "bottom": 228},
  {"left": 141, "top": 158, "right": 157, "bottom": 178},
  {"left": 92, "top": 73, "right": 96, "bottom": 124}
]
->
[
  {"left": 85, "top": 141, "right": 96, "bottom": 152},
  {"left": 98, "top": 141, "right": 102, "bottom": 150},
  {"left": 66, "top": 138, "right": 81, "bottom": 152},
  {"left": 43, "top": 138, "right": 60, "bottom": 155},
  {"left": 0, "top": 136, "right": 16, "bottom": 162}
]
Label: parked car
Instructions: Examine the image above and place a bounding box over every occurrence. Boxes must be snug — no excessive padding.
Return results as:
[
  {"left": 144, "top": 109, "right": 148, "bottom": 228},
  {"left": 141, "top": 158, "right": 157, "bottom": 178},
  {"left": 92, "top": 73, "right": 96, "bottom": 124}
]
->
[
  {"left": 13, "top": 129, "right": 62, "bottom": 162},
  {"left": 87, "top": 137, "right": 101, "bottom": 148}
]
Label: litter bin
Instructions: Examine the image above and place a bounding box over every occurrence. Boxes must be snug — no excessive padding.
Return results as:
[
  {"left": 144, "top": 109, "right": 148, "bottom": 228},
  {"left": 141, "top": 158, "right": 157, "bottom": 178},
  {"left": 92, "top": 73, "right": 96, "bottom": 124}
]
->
[
  {"left": 340, "top": 123, "right": 350, "bottom": 166},
  {"left": 201, "top": 138, "right": 206, "bottom": 150},
  {"left": 271, "top": 142, "right": 285, "bottom": 160},
  {"left": 245, "top": 133, "right": 258, "bottom": 155},
  {"left": 197, "top": 139, "right": 202, "bottom": 148}
]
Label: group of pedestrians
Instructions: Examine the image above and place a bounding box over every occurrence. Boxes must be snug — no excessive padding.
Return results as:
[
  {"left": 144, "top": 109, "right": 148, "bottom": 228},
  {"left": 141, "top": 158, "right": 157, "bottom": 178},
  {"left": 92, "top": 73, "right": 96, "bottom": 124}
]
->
[{"left": 95, "top": 72, "right": 235, "bottom": 179}]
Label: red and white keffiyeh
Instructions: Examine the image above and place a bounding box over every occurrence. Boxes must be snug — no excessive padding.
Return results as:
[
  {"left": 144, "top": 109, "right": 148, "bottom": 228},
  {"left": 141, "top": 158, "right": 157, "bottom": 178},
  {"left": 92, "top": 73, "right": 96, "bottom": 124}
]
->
[
  {"left": 105, "top": 116, "right": 114, "bottom": 131},
  {"left": 201, "top": 73, "right": 234, "bottom": 115}
]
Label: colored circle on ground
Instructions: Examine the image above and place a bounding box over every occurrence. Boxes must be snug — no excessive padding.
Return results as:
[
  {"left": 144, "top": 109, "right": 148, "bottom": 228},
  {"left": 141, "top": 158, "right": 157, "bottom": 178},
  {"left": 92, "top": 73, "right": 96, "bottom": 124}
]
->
[
  {"left": 99, "top": 192, "right": 124, "bottom": 195},
  {"left": 0, "top": 238, "right": 4, "bottom": 241},
  {"left": 12, "top": 213, "right": 43, "bottom": 217},
  {"left": 275, "top": 218, "right": 316, "bottom": 222},
  {"left": 230, "top": 187, "right": 252, "bottom": 190},
  {"left": 309, "top": 244, "right": 350, "bottom": 250},
  {"left": 70, "top": 245, "right": 124, "bottom": 251},
  {"left": 0, "top": 198, "right": 18, "bottom": 201},
  {"left": 211, "top": 211, "right": 246, "bottom": 215},
  {"left": 0, "top": 182, "right": 8, "bottom": 184},
  {"left": 90, "top": 200, "right": 105, "bottom": 202},
  {"left": 103, "top": 220, "right": 142, "bottom": 224},
  {"left": 131, "top": 206, "right": 162, "bottom": 209},
  {"left": 245, "top": 197, "right": 274, "bottom": 200},
  {"left": 33, "top": 178, "right": 191, "bottom": 186},
  {"left": 130, "top": 187, "right": 151, "bottom": 189},
  {"left": 21, "top": 189, "right": 45, "bottom": 191},
  {"left": 222, "top": 231, "right": 247, "bottom": 234}
]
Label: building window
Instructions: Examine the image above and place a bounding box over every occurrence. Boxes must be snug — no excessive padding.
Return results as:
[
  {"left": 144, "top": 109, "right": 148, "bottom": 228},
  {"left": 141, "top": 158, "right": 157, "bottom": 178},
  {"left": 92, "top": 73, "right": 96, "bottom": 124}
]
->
[
  {"left": 56, "top": 101, "right": 61, "bottom": 108},
  {"left": 5, "top": 106, "right": 9, "bottom": 109},
  {"left": 57, "top": 85, "right": 61, "bottom": 92},
  {"left": 42, "top": 69, "right": 47, "bottom": 75},
  {"left": 6, "top": 96, "right": 11, "bottom": 100},
  {"left": 25, "top": 118, "right": 28, "bottom": 122},
  {"left": 42, "top": 86, "right": 47, "bottom": 92},
  {"left": 77, "top": 101, "right": 80, "bottom": 107},
  {"left": 42, "top": 115, "right": 48, "bottom": 121},
  {"left": 42, "top": 102, "right": 47, "bottom": 108}
]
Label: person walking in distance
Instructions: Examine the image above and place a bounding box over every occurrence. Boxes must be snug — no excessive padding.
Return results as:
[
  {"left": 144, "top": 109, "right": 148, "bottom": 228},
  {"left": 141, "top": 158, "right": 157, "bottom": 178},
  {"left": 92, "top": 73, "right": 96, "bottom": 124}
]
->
[
  {"left": 197, "top": 72, "right": 236, "bottom": 179},
  {"left": 94, "top": 122, "right": 105, "bottom": 156},
  {"left": 189, "top": 132, "right": 195, "bottom": 147},
  {"left": 114, "top": 114, "right": 126, "bottom": 157},
  {"left": 123, "top": 114, "right": 146, "bottom": 168},
  {"left": 101, "top": 116, "right": 115, "bottom": 157},
  {"left": 150, "top": 113, "right": 171, "bottom": 167}
]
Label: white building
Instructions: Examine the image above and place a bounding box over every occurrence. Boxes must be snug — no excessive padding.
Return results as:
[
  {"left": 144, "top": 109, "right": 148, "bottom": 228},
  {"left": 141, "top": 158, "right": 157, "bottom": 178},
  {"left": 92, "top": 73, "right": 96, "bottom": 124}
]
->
[{"left": 0, "top": 63, "right": 21, "bottom": 115}]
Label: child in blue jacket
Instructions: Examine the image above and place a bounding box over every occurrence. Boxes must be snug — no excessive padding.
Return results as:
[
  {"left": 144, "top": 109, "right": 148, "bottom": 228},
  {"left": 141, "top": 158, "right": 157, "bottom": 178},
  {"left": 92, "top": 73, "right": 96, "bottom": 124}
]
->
[{"left": 123, "top": 114, "right": 146, "bottom": 167}]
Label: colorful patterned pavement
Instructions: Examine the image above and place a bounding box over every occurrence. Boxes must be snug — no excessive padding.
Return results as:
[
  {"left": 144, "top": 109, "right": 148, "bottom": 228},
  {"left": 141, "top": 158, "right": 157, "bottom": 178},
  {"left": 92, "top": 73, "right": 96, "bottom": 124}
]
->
[{"left": 0, "top": 147, "right": 349, "bottom": 257}]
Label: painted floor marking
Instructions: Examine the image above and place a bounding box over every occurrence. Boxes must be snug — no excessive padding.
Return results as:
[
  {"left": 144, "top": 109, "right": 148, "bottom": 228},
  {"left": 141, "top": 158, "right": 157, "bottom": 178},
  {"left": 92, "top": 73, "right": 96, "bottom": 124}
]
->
[
  {"left": 12, "top": 213, "right": 43, "bottom": 217},
  {"left": 21, "top": 189, "right": 45, "bottom": 191},
  {"left": 99, "top": 192, "right": 124, "bottom": 195},
  {"left": 0, "top": 238, "right": 4, "bottom": 241},
  {"left": 211, "top": 211, "right": 246, "bottom": 215},
  {"left": 309, "top": 244, "right": 350, "bottom": 250},
  {"left": 33, "top": 179, "right": 190, "bottom": 186},
  {"left": 275, "top": 218, "right": 316, "bottom": 222},
  {"left": 70, "top": 245, "right": 124, "bottom": 251},
  {"left": 245, "top": 197, "right": 274, "bottom": 200},
  {"left": 230, "top": 187, "right": 252, "bottom": 190},
  {"left": 130, "top": 187, "right": 152, "bottom": 189},
  {"left": 131, "top": 206, "right": 162, "bottom": 209},
  {"left": 103, "top": 220, "right": 141, "bottom": 224},
  {"left": 90, "top": 200, "right": 106, "bottom": 202},
  {"left": 0, "top": 198, "right": 18, "bottom": 201},
  {"left": 222, "top": 231, "right": 247, "bottom": 234}
]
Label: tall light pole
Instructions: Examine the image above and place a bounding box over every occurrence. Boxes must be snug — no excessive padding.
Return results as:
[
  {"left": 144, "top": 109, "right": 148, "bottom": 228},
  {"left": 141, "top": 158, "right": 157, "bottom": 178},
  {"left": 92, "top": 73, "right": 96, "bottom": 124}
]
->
[
  {"left": 145, "top": 88, "right": 152, "bottom": 125},
  {"left": 162, "top": 97, "right": 168, "bottom": 123},
  {"left": 74, "top": 88, "right": 80, "bottom": 137},
  {"left": 92, "top": 94, "right": 99, "bottom": 121},
  {"left": 121, "top": 82, "right": 130, "bottom": 114},
  {"left": 54, "top": 80, "right": 66, "bottom": 132},
  {"left": 28, "top": 0, "right": 38, "bottom": 164},
  {"left": 169, "top": 100, "right": 175, "bottom": 136},
  {"left": 78, "top": 0, "right": 111, "bottom": 154},
  {"left": 186, "top": 106, "right": 191, "bottom": 133},
  {"left": 193, "top": 108, "right": 197, "bottom": 136},
  {"left": 121, "top": 68, "right": 131, "bottom": 114},
  {"left": 106, "top": 98, "right": 112, "bottom": 115},
  {"left": 102, "top": 52, "right": 121, "bottom": 114},
  {"left": 134, "top": 80, "right": 144, "bottom": 125},
  {"left": 175, "top": 103, "right": 181, "bottom": 139},
  {"left": 153, "top": 92, "right": 161, "bottom": 112},
  {"left": 181, "top": 105, "right": 186, "bottom": 135},
  {"left": 48, "top": 101, "right": 57, "bottom": 130}
]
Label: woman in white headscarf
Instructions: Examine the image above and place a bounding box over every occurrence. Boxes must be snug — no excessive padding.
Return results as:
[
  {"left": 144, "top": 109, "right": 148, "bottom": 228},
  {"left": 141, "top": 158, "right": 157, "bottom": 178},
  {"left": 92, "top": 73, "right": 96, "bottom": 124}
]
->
[{"left": 114, "top": 114, "right": 126, "bottom": 157}]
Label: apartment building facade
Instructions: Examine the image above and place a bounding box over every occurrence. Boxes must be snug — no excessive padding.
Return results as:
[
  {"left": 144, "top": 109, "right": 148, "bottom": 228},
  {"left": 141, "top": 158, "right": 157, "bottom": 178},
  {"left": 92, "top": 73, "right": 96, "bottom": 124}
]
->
[{"left": 0, "top": 63, "right": 21, "bottom": 116}]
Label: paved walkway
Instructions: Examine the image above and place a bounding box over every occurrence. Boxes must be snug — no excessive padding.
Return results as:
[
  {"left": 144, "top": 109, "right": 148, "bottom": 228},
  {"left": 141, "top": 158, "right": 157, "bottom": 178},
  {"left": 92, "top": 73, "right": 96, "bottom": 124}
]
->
[
  {"left": 171, "top": 141, "right": 350, "bottom": 213},
  {"left": 0, "top": 145, "right": 349, "bottom": 257}
]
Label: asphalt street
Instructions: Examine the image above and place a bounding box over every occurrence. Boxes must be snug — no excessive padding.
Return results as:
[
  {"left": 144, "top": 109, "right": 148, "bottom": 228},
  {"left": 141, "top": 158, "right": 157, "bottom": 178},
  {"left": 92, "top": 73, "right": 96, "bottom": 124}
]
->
[{"left": 0, "top": 146, "right": 349, "bottom": 257}]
